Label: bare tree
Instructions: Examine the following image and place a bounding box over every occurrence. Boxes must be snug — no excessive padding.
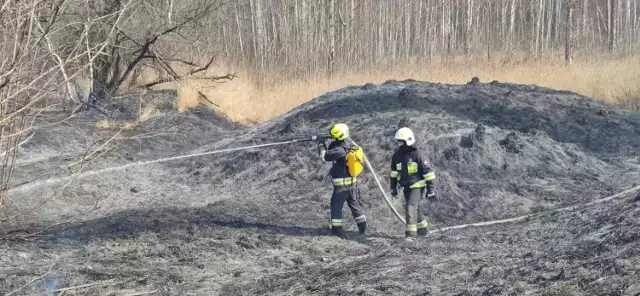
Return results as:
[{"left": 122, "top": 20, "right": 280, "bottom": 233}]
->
[
  {"left": 0, "top": 0, "right": 80, "bottom": 207},
  {"left": 53, "top": 0, "right": 234, "bottom": 102}
]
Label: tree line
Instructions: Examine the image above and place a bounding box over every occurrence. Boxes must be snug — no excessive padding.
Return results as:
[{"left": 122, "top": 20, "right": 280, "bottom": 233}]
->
[
  {"left": 214, "top": 0, "right": 640, "bottom": 84},
  {"left": 3, "top": 0, "right": 639, "bottom": 105}
]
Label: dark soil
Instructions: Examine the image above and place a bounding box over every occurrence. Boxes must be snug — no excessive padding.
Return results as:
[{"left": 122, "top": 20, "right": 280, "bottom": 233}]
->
[{"left": 1, "top": 80, "right": 639, "bottom": 295}]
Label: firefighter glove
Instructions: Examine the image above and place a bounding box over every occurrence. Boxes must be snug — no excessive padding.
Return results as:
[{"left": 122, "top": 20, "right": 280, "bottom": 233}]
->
[
  {"left": 317, "top": 142, "right": 326, "bottom": 154},
  {"left": 426, "top": 191, "right": 437, "bottom": 201}
]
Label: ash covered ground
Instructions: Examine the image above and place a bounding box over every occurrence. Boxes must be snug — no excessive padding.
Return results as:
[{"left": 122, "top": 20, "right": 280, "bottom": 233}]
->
[{"left": 1, "top": 80, "right": 639, "bottom": 295}]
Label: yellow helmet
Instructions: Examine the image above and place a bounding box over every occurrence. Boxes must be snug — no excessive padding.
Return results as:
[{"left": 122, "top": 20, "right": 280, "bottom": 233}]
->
[{"left": 330, "top": 123, "right": 349, "bottom": 140}]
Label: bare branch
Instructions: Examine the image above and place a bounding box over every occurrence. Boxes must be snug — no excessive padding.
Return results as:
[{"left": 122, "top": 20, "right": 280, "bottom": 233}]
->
[
  {"left": 32, "top": 0, "right": 67, "bottom": 47},
  {"left": 142, "top": 73, "right": 235, "bottom": 89},
  {"left": 111, "top": 1, "right": 223, "bottom": 92},
  {"left": 67, "top": 128, "right": 124, "bottom": 168},
  {"left": 0, "top": 76, "right": 9, "bottom": 90}
]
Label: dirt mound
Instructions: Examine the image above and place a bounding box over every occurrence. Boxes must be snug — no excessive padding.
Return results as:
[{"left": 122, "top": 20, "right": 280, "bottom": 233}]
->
[
  {"left": 179, "top": 80, "right": 639, "bottom": 228},
  {"left": 11, "top": 80, "right": 639, "bottom": 227},
  {"left": 2, "top": 80, "right": 640, "bottom": 296},
  {"left": 263, "top": 80, "right": 640, "bottom": 156}
]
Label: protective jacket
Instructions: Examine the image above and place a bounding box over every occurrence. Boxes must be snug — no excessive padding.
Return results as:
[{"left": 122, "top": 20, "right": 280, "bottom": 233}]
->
[
  {"left": 319, "top": 138, "right": 366, "bottom": 236},
  {"left": 389, "top": 145, "right": 436, "bottom": 192},
  {"left": 321, "top": 140, "right": 356, "bottom": 186}
]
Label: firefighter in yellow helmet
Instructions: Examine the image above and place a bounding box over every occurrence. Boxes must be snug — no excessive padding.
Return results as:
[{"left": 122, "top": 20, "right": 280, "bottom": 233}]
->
[
  {"left": 389, "top": 127, "right": 437, "bottom": 240},
  {"left": 317, "top": 123, "right": 367, "bottom": 237}
]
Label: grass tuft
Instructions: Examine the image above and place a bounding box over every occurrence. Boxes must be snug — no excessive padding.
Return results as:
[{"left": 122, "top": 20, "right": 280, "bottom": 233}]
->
[
  {"left": 96, "top": 120, "right": 118, "bottom": 129},
  {"left": 139, "top": 104, "right": 162, "bottom": 122},
  {"left": 96, "top": 120, "right": 138, "bottom": 130},
  {"left": 614, "top": 87, "right": 640, "bottom": 112}
]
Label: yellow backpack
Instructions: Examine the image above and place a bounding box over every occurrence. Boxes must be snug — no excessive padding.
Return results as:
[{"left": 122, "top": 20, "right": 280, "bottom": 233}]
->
[{"left": 346, "top": 146, "right": 365, "bottom": 177}]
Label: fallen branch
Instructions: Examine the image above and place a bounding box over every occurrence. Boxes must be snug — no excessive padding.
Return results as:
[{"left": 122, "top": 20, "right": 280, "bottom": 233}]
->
[
  {"left": 5, "top": 263, "right": 55, "bottom": 296},
  {"left": 71, "top": 141, "right": 121, "bottom": 171},
  {"left": 0, "top": 76, "right": 9, "bottom": 90},
  {"left": 0, "top": 188, "right": 106, "bottom": 241},
  {"left": 124, "top": 290, "right": 158, "bottom": 296},
  {"left": 0, "top": 132, "right": 34, "bottom": 157},
  {"left": 67, "top": 128, "right": 124, "bottom": 168},
  {"left": 54, "top": 278, "right": 132, "bottom": 295}
]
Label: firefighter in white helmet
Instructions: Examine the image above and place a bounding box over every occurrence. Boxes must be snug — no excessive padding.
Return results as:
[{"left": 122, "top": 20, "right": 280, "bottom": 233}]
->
[
  {"left": 317, "top": 123, "right": 367, "bottom": 237},
  {"left": 389, "top": 127, "right": 437, "bottom": 239}
]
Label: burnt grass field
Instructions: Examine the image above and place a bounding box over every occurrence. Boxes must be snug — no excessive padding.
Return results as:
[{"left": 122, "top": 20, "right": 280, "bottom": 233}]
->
[{"left": 1, "top": 80, "right": 640, "bottom": 295}]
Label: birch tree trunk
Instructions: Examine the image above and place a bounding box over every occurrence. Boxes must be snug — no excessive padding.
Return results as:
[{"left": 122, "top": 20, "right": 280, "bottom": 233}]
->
[
  {"left": 608, "top": 0, "right": 616, "bottom": 53},
  {"left": 536, "top": 0, "right": 544, "bottom": 56},
  {"left": 234, "top": 2, "right": 244, "bottom": 55},
  {"left": 509, "top": 0, "right": 516, "bottom": 52},
  {"left": 466, "top": 0, "right": 474, "bottom": 55},
  {"left": 565, "top": 0, "right": 574, "bottom": 64},
  {"left": 158, "top": 0, "right": 640, "bottom": 84},
  {"left": 632, "top": 0, "right": 637, "bottom": 53},
  {"left": 249, "top": 0, "right": 258, "bottom": 67},
  {"left": 328, "top": 0, "right": 335, "bottom": 79},
  {"left": 404, "top": 1, "right": 411, "bottom": 62},
  {"left": 582, "top": 0, "right": 588, "bottom": 48}
]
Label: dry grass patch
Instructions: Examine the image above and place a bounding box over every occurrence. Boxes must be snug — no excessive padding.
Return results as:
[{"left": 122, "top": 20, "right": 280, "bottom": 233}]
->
[
  {"left": 226, "top": 57, "right": 640, "bottom": 122},
  {"left": 143, "top": 56, "right": 640, "bottom": 123},
  {"left": 613, "top": 87, "right": 640, "bottom": 112},
  {"left": 96, "top": 119, "right": 119, "bottom": 129},
  {"left": 96, "top": 120, "right": 138, "bottom": 130},
  {"left": 176, "top": 83, "right": 201, "bottom": 112},
  {"left": 139, "top": 104, "right": 162, "bottom": 122}
]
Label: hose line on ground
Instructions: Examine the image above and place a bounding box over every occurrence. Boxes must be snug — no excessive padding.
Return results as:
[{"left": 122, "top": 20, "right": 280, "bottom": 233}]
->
[
  {"left": 431, "top": 184, "right": 640, "bottom": 233},
  {"left": 348, "top": 139, "right": 406, "bottom": 225},
  {"left": 11, "top": 137, "right": 638, "bottom": 234},
  {"left": 9, "top": 139, "right": 305, "bottom": 193},
  {"left": 11, "top": 136, "right": 409, "bottom": 226}
]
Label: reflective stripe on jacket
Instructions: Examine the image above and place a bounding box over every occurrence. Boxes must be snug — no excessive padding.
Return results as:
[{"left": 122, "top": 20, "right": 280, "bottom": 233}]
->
[{"left": 389, "top": 145, "right": 436, "bottom": 189}]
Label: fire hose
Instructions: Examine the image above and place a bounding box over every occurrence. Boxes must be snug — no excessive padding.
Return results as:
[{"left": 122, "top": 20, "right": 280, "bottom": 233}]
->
[
  {"left": 10, "top": 135, "right": 639, "bottom": 231},
  {"left": 9, "top": 135, "right": 407, "bottom": 225}
]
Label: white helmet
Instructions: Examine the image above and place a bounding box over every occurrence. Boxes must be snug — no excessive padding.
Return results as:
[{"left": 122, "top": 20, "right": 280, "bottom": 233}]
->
[{"left": 394, "top": 127, "right": 415, "bottom": 146}]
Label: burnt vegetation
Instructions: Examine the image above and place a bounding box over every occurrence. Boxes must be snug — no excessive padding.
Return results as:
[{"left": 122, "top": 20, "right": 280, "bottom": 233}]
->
[{"left": 1, "top": 1, "right": 640, "bottom": 295}]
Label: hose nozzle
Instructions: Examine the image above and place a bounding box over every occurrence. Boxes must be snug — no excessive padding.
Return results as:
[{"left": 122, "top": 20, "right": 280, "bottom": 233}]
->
[{"left": 311, "top": 135, "right": 331, "bottom": 142}]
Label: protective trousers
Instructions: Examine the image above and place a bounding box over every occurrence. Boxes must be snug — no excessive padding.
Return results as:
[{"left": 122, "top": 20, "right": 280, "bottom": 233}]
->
[
  {"left": 330, "top": 185, "right": 367, "bottom": 236},
  {"left": 403, "top": 187, "right": 429, "bottom": 237}
]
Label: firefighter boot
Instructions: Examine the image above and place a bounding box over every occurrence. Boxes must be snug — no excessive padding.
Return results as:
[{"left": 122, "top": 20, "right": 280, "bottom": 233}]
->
[
  {"left": 405, "top": 224, "right": 418, "bottom": 241},
  {"left": 404, "top": 231, "right": 417, "bottom": 241},
  {"left": 357, "top": 221, "right": 367, "bottom": 235},
  {"left": 331, "top": 225, "right": 344, "bottom": 237},
  {"left": 417, "top": 220, "right": 429, "bottom": 237}
]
